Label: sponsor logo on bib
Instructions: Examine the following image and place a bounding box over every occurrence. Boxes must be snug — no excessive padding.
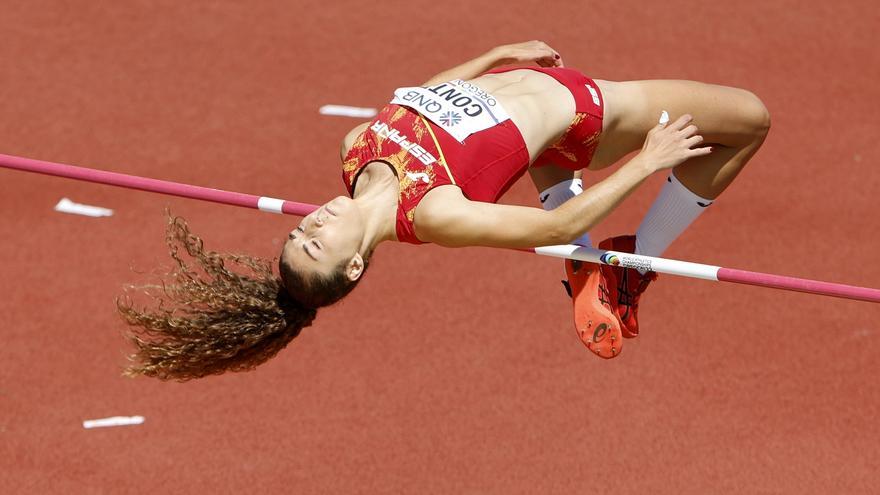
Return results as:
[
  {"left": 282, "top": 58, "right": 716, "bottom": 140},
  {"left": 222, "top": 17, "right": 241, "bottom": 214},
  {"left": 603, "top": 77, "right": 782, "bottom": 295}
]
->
[
  {"left": 390, "top": 79, "right": 511, "bottom": 143},
  {"left": 439, "top": 111, "right": 462, "bottom": 127}
]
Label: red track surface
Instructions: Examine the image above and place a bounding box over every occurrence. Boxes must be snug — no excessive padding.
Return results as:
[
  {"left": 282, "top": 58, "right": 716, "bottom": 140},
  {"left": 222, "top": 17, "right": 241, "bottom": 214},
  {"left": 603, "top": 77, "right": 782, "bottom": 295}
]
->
[{"left": 2, "top": 1, "right": 878, "bottom": 493}]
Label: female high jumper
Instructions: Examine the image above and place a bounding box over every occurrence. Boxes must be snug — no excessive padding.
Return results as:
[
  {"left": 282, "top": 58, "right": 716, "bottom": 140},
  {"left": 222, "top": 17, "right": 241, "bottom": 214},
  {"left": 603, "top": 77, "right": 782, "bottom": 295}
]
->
[{"left": 119, "top": 41, "right": 770, "bottom": 380}]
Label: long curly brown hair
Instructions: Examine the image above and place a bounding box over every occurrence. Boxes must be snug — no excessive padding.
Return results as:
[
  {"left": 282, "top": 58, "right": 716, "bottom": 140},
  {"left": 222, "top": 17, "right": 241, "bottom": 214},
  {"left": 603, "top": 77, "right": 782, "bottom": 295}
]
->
[{"left": 117, "top": 214, "right": 322, "bottom": 381}]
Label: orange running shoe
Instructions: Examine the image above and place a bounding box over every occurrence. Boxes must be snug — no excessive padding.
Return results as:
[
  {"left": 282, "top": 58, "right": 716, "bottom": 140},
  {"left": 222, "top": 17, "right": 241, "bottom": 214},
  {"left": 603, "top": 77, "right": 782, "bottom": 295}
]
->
[
  {"left": 563, "top": 257, "right": 623, "bottom": 359},
  {"left": 600, "top": 235, "right": 658, "bottom": 338}
]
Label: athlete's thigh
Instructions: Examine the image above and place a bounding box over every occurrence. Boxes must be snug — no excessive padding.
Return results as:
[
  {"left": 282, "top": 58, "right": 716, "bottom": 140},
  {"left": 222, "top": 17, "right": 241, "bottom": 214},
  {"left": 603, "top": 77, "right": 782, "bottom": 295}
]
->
[{"left": 589, "top": 79, "right": 768, "bottom": 169}]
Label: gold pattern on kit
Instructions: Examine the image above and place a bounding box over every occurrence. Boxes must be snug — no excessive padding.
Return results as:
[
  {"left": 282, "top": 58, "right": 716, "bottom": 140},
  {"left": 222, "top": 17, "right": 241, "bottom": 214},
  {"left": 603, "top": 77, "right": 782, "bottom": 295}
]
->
[
  {"left": 377, "top": 148, "right": 436, "bottom": 223},
  {"left": 545, "top": 114, "right": 603, "bottom": 164},
  {"left": 582, "top": 129, "right": 601, "bottom": 150},
  {"left": 342, "top": 108, "right": 449, "bottom": 224},
  {"left": 342, "top": 133, "right": 369, "bottom": 179},
  {"left": 389, "top": 107, "right": 408, "bottom": 124},
  {"left": 548, "top": 114, "right": 582, "bottom": 162},
  {"left": 569, "top": 113, "right": 587, "bottom": 129},
  {"left": 412, "top": 119, "right": 426, "bottom": 142},
  {"left": 550, "top": 144, "right": 579, "bottom": 163}
]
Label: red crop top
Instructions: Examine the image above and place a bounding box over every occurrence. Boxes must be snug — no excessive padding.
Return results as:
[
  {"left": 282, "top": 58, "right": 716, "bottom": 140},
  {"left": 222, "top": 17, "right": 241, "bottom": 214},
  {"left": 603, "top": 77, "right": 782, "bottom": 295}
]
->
[
  {"left": 342, "top": 92, "right": 530, "bottom": 244},
  {"left": 342, "top": 68, "right": 605, "bottom": 244}
]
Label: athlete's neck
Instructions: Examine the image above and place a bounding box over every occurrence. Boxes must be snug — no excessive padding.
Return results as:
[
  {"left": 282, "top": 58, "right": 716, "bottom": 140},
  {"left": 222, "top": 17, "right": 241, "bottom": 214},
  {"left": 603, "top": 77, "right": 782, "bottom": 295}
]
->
[{"left": 352, "top": 161, "right": 399, "bottom": 252}]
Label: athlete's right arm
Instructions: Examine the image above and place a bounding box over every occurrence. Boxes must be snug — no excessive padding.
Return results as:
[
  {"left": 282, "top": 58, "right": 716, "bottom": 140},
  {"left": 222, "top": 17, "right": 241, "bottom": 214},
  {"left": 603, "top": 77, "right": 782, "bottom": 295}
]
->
[
  {"left": 417, "top": 115, "right": 711, "bottom": 248},
  {"left": 416, "top": 159, "right": 655, "bottom": 249}
]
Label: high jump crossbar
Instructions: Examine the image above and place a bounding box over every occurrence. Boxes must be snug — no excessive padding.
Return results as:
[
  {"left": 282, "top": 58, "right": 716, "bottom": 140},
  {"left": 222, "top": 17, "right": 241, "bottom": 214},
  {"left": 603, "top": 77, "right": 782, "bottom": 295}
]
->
[{"left": 2, "top": 152, "right": 878, "bottom": 304}]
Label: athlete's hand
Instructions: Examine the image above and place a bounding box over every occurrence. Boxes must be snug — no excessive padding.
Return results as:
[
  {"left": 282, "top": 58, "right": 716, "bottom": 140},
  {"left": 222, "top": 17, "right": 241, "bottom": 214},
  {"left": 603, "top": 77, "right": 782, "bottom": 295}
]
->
[
  {"left": 493, "top": 40, "right": 564, "bottom": 68},
  {"left": 639, "top": 113, "right": 712, "bottom": 171}
]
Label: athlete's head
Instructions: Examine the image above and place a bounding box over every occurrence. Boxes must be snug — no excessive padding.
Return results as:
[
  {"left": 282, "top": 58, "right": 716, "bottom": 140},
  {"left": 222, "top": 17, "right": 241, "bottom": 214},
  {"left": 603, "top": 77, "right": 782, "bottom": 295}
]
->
[
  {"left": 278, "top": 196, "right": 370, "bottom": 309},
  {"left": 119, "top": 214, "right": 325, "bottom": 381}
]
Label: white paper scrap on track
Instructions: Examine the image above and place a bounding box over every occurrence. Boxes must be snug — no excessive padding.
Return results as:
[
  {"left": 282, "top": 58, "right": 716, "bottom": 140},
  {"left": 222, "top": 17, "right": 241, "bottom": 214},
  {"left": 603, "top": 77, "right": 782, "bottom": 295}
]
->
[
  {"left": 319, "top": 104, "right": 378, "bottom": 118},
  {"left": 54, "top": 197, "right": 114, "bottom": 217},
  {"left": 83, "top": 416, "right": 145, "bottom": 429}
]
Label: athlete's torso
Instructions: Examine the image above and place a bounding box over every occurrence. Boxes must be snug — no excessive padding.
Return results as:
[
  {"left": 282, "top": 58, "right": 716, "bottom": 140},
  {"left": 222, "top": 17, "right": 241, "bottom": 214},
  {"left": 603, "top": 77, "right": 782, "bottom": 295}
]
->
[
  {"left": 342, "top": 69, "right": 581, "bottom": 244},
  {"left": 467, "top": 69, "right": 577, "bottom": 160}
]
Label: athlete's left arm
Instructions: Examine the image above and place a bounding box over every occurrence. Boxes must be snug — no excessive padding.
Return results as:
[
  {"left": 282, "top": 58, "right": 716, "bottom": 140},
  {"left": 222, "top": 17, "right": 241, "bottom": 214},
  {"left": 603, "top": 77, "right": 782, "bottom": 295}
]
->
[{"left": 421, "top": 40, "right": 564, "bottom": 86}]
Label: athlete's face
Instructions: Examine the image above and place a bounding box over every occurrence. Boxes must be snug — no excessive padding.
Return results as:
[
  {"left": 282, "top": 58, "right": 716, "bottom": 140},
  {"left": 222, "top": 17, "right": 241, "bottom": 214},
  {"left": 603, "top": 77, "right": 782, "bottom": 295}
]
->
[{"left": 280, "top": 196, "right": 365, "bottom": 280}]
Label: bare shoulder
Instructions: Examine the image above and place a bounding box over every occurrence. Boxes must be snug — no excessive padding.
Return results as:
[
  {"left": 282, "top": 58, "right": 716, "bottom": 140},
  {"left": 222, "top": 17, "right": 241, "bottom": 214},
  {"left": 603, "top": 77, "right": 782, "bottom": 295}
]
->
[
  {"left": 412, "top": 186, "right": 470, "bottom": 244},
  {"left": 414, "top": 185, "right": 468, "bottom": 223},
  {"left": 339, "top": 122, "right": 371, "bottom": 160}
]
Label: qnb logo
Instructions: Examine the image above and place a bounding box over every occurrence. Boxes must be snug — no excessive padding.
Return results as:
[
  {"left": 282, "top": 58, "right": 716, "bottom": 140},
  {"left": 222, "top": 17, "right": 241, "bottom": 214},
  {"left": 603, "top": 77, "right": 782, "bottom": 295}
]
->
[
  {"left": 439, "top": 111, "right": 462, "bottom": 127},
  {"left": 592, "top": 323, "right": 610, "bottom": 343}
]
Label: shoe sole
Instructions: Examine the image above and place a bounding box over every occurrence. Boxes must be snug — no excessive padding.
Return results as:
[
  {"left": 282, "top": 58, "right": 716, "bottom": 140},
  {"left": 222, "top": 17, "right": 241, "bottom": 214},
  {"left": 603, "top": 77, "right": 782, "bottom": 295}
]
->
[
  {"left": 600, "top": 236, "right": 640, "bottom": 339},
  {"left": 565, "top": 259, "right": 623, "bottom": 359}
]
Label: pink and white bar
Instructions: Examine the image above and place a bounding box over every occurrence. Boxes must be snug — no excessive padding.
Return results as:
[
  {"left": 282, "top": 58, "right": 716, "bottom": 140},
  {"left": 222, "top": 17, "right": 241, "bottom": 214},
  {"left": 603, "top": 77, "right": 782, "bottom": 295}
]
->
[
  {"left": 0, "top": 153, "right": 318, "bottom": 217},
  {"left": 533, "top": 245, "right": 880, "bottom": 303},
  {"left": 2, "top": 152, "right": 878, "bottom": 303}
]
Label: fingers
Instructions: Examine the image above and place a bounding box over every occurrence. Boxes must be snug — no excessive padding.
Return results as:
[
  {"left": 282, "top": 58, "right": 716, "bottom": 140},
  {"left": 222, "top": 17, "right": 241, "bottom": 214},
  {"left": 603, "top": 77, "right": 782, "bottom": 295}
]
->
[
  {"left": 684, "top": 134, "right": 704, "bottom": 147},
  {"left": 667, "top": 113, "right": 693, "bottom": 131},
  {"left": 536, "top": 54, "right": 563, "bottom": 67},
  {"left": 680, "top": 124, "right": 699, "bottom": 137},
  {"left": 688, "top": 145, "right": 713, "bottom": 157},
  {"left": 532, "top": 39, "right": 558, "bottom": 54},
  {"left": 520, "top": 40, "right": 562, "bottom": 67},
  {"left": 655, "top": 114, "right": 701, "bottom": 142},
  {"left": 536, "top": 58, "right": 551, "bottom": 67}
]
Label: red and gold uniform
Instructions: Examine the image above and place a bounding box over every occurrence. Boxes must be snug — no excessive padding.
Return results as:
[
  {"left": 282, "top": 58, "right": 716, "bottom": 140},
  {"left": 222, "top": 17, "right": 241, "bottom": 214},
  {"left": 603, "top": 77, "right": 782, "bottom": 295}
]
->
[
  {"left": 488, "top": 67, "right": 605, "bottom": 170},
  {"left": 342, "top": 67, "right": 605, "bottom": 244}
]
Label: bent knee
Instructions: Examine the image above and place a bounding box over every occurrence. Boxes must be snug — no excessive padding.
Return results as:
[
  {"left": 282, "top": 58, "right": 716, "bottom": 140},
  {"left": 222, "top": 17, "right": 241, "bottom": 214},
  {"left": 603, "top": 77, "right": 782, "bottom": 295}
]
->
[{"left": 741, "top": 90, "right": 771, "bottom": 140}]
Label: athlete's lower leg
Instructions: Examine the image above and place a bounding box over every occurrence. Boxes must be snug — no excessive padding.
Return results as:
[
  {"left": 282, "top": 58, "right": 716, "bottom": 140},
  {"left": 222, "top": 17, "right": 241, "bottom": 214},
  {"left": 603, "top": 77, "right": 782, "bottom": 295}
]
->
[
  {"left": 530, "top": 166, "right": 620, "bottom": 356},
  {"left": 529, "top": 165, "right": 592, "bottom": 246},
  {"left": 589, "top": 79, "right": 770, "bottom": 337},
  {"left": 672, "top": 133, "right": 767, "bottom": 200},
  {"left": 636, "top": 130, "right": 767, "bottom": 258}
]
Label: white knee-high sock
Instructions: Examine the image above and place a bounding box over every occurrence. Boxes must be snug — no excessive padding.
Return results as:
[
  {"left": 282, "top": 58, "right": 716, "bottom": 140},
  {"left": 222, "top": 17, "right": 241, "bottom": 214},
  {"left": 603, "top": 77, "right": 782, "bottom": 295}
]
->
[
  {"left": 635, "top": 172, "right": 714, "bottom": 258},
  {"left": 539, "top": 179, "right": 592, "bottom": 246}
]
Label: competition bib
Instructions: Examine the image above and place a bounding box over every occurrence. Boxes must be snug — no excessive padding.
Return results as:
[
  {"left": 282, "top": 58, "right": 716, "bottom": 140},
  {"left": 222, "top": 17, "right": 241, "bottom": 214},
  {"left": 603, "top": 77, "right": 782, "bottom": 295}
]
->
[{"left": 390, "top": 79, "right": 511, "bottom": 143}]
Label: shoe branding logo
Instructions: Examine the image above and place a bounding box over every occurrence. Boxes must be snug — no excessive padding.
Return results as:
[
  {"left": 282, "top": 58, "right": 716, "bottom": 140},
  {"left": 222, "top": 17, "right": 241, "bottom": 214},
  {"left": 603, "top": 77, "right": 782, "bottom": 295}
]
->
[
  {"left": 592, "top": 323, "right": 610, "bottom": 343},
  {"left": 697, "top": 201, "right": 712, "bottom": 207},
  {"left": 600, "top": 253, "right": 620, "bottom": 266},
  {"left": 539, "top": 193, "right": 550, "bottom": 203},
  {"left": 619, "top": 255, "right": 652, "bottom": 273}
]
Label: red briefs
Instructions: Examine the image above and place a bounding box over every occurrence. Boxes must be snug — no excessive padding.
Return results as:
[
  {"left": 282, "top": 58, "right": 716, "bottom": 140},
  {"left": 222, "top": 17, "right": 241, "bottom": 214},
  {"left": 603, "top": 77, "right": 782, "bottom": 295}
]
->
[
  {"left": 486, "top": 66, "right": 605, "bottom": 170},
  {"left": 342, "top": 67, "right": 605, "bottom": 244}
]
